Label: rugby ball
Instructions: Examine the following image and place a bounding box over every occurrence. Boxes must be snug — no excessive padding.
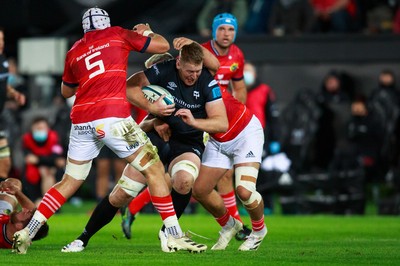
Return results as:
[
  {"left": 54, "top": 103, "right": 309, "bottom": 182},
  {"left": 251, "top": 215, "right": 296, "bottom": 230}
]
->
[{"left": 142, "top": 85, "right": 174, "bottom": 105}]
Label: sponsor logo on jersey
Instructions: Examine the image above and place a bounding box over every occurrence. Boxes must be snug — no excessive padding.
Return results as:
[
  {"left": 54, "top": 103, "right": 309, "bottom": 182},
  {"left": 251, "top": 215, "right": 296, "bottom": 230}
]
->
[
  {"left": 230, "top": 62, "right": 239, "bottom": 72},
  {"left": 167, "top": 81, "right": 177, "bottom": 91},
  {"left": 174, "top": 98, "right": 201, "bottom": 109},
  {"left": 193, "top": 91, "right": 200, "bottom": 99}
]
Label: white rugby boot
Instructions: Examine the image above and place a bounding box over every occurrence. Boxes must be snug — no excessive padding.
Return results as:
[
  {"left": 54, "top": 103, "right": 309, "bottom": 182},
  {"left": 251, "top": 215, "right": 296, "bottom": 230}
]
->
[
  {"left": 238, "top": 229, "right": 267, "bottom": 251},
  {"left": 211, "top": 218, "right": 243, "bottom": 250},
  {"left": 12, "top": 228, "right": 31, "bottom": 254},
  {"left": 61, "top": 240, "right": 85, "bottom": 253}
]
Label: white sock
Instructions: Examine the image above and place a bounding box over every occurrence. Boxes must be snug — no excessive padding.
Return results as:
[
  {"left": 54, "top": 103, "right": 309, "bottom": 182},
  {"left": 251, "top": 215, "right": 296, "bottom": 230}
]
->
[
  {"left": 222, "top": 216, "right": 235, "bottom": 230},
  {"left": 163, "top": 215, "right": 183, "bottom": 238},
  {"left": 27, "top": 211, "right": 47, "bottom": 239}
]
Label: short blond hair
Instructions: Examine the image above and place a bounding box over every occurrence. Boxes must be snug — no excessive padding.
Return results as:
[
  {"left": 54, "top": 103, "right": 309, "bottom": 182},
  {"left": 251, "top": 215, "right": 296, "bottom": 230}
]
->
[{"left": 179, "top": 42, "right": 204, "bottom": 65}]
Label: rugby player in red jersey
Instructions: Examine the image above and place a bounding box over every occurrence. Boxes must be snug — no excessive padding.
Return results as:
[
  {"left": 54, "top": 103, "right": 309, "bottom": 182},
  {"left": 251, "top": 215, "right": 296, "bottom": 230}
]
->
[{"left": 201, "top": 13, "right": 251, "bottom": 240}]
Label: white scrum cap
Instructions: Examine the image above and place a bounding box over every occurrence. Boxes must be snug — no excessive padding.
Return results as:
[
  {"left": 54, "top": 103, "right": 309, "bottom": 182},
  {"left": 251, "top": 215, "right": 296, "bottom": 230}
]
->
[{"left": 82, "top": 7, "right": 111, "bottom": 33}]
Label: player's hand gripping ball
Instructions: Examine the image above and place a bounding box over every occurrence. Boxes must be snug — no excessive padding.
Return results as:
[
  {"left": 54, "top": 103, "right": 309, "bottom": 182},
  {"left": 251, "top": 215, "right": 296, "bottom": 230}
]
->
[{"left": 142, "top": 85, "right": 174, "bottom": 105}]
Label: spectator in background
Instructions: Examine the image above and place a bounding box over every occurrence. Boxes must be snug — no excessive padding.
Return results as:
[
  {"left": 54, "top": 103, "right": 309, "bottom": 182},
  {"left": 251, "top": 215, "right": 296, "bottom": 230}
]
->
[
  {"left": 310, "top": 0, "right": 359, "bottom": 33},
  {"left": 269, "top": 0, "right": 315, "bottom": 36},
  {"left": 244, "top": 62, "right": 281, "bottom": 214},
  {"left": 0, "top": 27, "right": 26, "bottom": 181},
  {"left": 243, "top": 62, "right": 280, "bottom": 157},
  {"left": 362, "top": 0, "right": 397, "bottom": 34},
  {"left": 22, "top": 116, "right": 65, "bottom": 205},
  {"left": 368, "top": 69, "right": 400, "bottom": 176},
  {"left": 244, "top": 0, "right": 275, "bottom": 34},
  {"left": 317, "top": 70, "right": 355, "bottom": 104},
  {"left": 394, "top": 5, "right": 400, "bottom": 34},
  {"left": 347, "top": 95, "right": 385, "bottom": 184},
  {"left": 3, "top": 58, "right": 28, "bottom": 179},
  {"left": 314, "top": 70, "right": 356, "bottom": 170},
  {"left": 196, "top": 0, "right": 248, "bottom": 38}
]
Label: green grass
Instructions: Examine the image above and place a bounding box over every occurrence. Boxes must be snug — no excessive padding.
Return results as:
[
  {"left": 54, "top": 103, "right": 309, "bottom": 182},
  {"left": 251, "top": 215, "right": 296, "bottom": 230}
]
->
[{"left": 1, "top": 202, "right": 399, "bottom": 266}]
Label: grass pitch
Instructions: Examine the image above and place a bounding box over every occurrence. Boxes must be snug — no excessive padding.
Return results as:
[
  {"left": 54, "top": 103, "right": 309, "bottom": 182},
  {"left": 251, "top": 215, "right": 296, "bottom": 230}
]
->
[{"left": 1, "top": 202, "right": 399, "bottom": 266}]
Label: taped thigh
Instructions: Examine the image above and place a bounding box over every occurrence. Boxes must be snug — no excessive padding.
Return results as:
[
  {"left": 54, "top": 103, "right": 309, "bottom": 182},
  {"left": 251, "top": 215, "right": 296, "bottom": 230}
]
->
[
  {"left": 129, "top": 140, "right": 160, "bottom": 171},
  {"left": 171, "top": 160, "right": 199, "bottom": 180},
  {"left": 235, "top": 166, "right": 262, "bottom": 210},
  {"left": 116, "top": 174, "right": 146, "bottom": 197},
  {"left": 65, "top": 160, "right": 93, "bottom": 181}
]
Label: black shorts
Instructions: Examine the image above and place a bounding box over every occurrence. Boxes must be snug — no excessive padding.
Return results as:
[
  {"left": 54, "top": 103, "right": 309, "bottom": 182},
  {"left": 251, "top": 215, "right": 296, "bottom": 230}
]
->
[
  {"left": 0, "top": 116, "right": 7, "bottom": 139},
  {"left": 147, "top": 130, "right": 170, "bottom": 165},
  {"left": 167, "top": 132, "right": 204, "bottom": 164}
]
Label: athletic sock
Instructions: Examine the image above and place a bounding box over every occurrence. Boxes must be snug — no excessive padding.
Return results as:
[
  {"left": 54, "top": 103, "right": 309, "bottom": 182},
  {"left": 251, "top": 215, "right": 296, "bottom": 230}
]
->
[
  {"left": 251, "top": 215, "right": 266, "bottom": 234},
  {"left": 78, "top": 195, "right": 119, "bottom": 246},
  {"left": 128, "top": 187, "right": 151, "bottom": 215},
  {"left": 151, "top": 194, "right": 182, "bottom": 238},
  {"left": 215, "top": 210, "right": 231, "bottom": 227},
  {"left": 160, "top": 189, "right": 192, "bottom": 232},
  {"left": 28, "top": 187, "right": 66, "bottom": 238},
  {"left": 221, "top": 190, "right": 243, "bottom": 223}
]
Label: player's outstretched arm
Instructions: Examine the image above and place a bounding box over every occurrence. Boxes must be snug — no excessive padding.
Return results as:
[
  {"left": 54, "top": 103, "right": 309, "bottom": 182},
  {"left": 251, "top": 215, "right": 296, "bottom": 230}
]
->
[{"left": 133, "top": 23, "right": 170, "bottom": 54}]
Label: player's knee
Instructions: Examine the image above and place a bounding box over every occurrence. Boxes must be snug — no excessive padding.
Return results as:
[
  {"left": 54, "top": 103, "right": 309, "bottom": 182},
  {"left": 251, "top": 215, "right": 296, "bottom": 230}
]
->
[
  {"left": 129, "top": 141, "right": 160, "bottom": 171},
  {"left": 116, "top": 174, "right": 146, "bottom": 198},
  {"left": 172, "top": 174, "right": 193, "bottom": 194},
  {"left": 171, "top": 160, "right": 199, "bottom": 180},
  {"left": 236, "top": 185, "right": 251, "bottom": 202},
  {"left": 235, "top": 166, "right": 261, "bottom": 210},
  {"left": 109, "top": 187, "right": 132, "bottom": 208},
  {"left": 170, "top": 160, "right": 198, "bottom": 194},
  {"left": 238, "top": 190, "right": 262, "bottom": 210},
  {"left": 65, "top": 160, "right": 92, "bottom": 181}
]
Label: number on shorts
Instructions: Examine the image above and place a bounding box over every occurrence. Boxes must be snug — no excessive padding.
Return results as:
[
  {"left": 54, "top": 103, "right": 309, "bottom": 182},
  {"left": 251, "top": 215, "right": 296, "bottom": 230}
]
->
[{"left": 85, "top": 51, "right": 105, "bottom": 79}]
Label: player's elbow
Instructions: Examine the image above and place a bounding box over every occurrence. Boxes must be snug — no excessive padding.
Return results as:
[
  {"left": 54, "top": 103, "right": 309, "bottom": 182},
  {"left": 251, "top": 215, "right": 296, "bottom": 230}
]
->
[{"left": 160, "top": 42, "right": 170, "bottom": 53}]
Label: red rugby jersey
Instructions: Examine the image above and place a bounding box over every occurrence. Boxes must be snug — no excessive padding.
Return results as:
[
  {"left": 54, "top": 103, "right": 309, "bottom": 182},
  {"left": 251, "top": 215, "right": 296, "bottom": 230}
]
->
[
  {"left": 62, "top": 26, "right": 150, "bottom": 124},
  {"left": 202, "top": 41, "right": 252, "bottom": 142},
  {"left": 0, "top": 214, "right": 12, "bottom": 249}
]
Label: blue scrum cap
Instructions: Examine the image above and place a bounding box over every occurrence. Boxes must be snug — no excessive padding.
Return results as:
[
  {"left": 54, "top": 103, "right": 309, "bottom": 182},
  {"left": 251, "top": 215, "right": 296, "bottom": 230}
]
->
[
  {"left": 212, "top": 13, "right": 238, "bottom": 42},
  {"left": 82, "top": 7, "right": 111, "bottom": 33}
]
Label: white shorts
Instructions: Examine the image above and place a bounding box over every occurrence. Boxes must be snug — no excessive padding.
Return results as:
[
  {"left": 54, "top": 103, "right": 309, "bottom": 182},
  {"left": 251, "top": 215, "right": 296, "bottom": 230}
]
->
[
  {"left": 68, "top": 116, "right": 149, "bottom": 161},
  {"left": 202, "top": 116, "right": 264, "bottom": 169}
]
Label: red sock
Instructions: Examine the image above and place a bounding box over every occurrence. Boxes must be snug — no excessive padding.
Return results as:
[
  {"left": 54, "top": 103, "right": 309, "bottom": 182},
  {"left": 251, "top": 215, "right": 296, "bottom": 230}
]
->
[
  {"left": 151, "top": 194, "right": 176, "bottom": 221},
  {"left": 215, "top": 210, "right": 230, "bottom": 227},
  {"left": 251, "top": 216, "right": 265, "bottom": 232},
  {"left": 128, "top": 187, "right": 151, "bottom": 215},
  {"left": 221, "top": 190, "right": 242, "bottom": 223},
  {"left": 37, "top": 187, "right": 66, "bottom": 219}
]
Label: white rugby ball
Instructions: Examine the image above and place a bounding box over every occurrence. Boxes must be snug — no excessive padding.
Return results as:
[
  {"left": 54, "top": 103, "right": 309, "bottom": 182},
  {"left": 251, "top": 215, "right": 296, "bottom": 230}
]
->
[{"left": 142, "top": 84, "right": 174, "bottom": 105}]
